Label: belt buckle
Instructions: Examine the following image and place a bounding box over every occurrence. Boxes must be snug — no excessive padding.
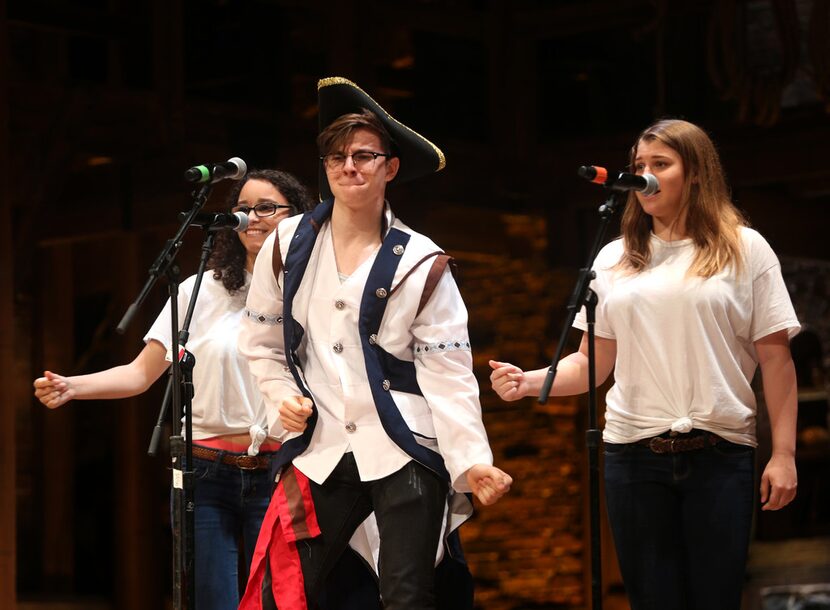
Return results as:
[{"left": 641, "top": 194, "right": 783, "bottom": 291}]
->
[
  {"left": 235, "top": 455, "right": 260, "bottom": 470},
  {"left": 648, "top": 437, "right": 667, "bottom": 454}
]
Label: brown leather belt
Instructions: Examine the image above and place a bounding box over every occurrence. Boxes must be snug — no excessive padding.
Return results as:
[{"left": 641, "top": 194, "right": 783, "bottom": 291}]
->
[
  {"left": 191, "top": 445, "right": 272, "bottom": 470},
  {"left": 636, "top": 431, "right": 721, "bottom": 454}
]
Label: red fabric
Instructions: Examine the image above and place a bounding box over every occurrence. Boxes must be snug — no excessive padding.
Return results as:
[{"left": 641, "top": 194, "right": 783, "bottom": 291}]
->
[
  {"left": 275, "top": 463, "right": 320, "bottom": 543},
  {"left": 238, "top": 466, "right": 320, "bottom": 610}
]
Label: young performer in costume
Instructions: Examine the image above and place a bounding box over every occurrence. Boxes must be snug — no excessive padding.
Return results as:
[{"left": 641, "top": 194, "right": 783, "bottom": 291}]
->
[{"left": 239, "top": 77, "right": 512, "bottom": 610}]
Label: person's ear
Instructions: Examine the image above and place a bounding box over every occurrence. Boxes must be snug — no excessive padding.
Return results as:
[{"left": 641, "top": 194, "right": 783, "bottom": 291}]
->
[{"left": 385, "top": 157, "right": 400, "bottom": 182}]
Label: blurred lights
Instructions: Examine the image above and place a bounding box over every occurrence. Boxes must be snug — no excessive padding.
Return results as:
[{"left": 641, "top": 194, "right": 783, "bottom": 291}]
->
[{"left": 86, "top": 156, "right": 114, "bottom": 167}]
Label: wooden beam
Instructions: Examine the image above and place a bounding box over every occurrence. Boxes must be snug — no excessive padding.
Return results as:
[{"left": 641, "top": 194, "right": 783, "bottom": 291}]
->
[
  {"left": 40, "top": 245, "right": 76, "bottom": 590},
  {"left": 152, "top": 0, "right": 184, "bottom": 144},
  {"left": 0, "top": 0, "right": 17, "bottom": 606},
  {"left": 114, "top": 233, "right": 165, "bottom": 609}
]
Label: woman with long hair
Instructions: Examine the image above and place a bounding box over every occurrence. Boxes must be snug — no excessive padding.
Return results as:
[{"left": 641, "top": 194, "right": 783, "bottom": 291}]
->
[{"left": 490, "top": 119, "right": 799, "bottom": 610}]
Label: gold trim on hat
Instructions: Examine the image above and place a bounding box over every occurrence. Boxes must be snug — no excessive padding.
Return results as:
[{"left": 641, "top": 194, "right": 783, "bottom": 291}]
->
[{"left": 318, "top": 77, "right": 446, "bottom": 172}]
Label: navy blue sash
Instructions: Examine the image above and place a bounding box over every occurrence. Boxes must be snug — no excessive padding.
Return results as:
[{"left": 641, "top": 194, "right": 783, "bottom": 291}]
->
[
  {"left": 357, "top": 228, "right": 449, "bottom": 480},
  {"left": 270, "top": 199, "right": 334, "bottom": 474},
  {"left": 272, "top": 199, "right": 448, "bottom": 481}
]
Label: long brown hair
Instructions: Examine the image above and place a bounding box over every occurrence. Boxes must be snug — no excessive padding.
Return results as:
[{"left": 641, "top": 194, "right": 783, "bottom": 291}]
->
[
  {"left": 618, "top": 119, "right": 746, "bottom": 278},
  {"left": 209, "top": 169, "right": 314, "bottom": 294}
]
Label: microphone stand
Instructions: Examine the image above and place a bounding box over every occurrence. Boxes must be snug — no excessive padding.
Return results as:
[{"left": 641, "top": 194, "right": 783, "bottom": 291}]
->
[
  {"left": 118, "top": 181, "right": 215, "bottom": 610},
  {"left": 153, "top": 230, "right": 217, "bottom": 610},
  {"left": 538, "top": 190, "right": 625, "bottom": 610}
]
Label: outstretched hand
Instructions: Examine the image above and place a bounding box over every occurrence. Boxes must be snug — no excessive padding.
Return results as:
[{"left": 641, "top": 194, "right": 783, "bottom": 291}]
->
[
  {"left": 489, "top": 360, "right": 528, "bottom": 401},
  {"left": 33, "top": 371, "right": 74, "bottom": 409},
  {"left": 466, "top": 464, "right": 512, "bottom": 506}
]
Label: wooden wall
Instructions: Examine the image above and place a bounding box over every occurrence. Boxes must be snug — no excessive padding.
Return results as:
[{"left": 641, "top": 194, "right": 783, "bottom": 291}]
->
[{"left": 4, "top": 1, "right": 830, "bottom": 608}]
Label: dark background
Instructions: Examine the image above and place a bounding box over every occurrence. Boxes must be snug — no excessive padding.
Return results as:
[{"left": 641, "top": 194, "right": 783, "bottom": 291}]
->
[{"left": 2, "top": 1, "right": 829, "bottom": 609}]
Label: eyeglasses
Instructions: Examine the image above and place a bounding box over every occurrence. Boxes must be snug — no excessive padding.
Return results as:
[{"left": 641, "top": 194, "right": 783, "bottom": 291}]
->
[
  {"left": 232, "top": 202, "right": 293, "bottom": 217},
  {"left": 320, "top": 151, "right": 391, "bottom": 171}
]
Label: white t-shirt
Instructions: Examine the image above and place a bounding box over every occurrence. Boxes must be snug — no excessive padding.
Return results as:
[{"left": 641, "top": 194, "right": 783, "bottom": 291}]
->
[
  {"left": 574, "top": 227, "right": 800, "bottom": 446},
  {"left": 144, "top": 271, "right": 270, "bottom": 454}
]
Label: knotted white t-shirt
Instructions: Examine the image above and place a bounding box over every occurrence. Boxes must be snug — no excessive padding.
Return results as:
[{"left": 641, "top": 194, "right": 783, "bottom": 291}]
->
[
  {"left": 144, "top": 271, "right": 271, "bottom": 455},
  {"left": 574, "top": 227, "right": 800, "bottom": 446}
]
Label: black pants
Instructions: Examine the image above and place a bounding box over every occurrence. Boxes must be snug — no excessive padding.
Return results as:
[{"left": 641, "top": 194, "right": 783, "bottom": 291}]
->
[{"left": 300, "top": 453, "right": 448, "bottom": 610}]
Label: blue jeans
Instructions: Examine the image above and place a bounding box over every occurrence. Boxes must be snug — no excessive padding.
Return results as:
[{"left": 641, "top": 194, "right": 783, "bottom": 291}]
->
[
  {"left": 603, "top": 437, "right": 755, "bottom": 610},
  {"left": 190, "top": 454, "right": 272, "bottom": 610}
]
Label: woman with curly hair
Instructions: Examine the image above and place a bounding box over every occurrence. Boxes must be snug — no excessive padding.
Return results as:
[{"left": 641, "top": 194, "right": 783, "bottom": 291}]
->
[{"left": 34, "top": 169, "right": 314, "bottom": 610}]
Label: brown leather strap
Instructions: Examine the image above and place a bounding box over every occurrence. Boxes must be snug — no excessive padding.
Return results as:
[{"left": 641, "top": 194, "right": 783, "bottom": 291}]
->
[
  {"left": 271, "top": 229, "right": 283, "bottom": 281},
  {"left": 389, "top": 250, "right": 442, "bottom": 299},
  {"left": 636, "top": 431, "right": 721, "bottom": 454},
  {"left": 386, "top": 250, "right": 455, "bottom": 316},
  {"left": 191, "top": 445, "right": 272, "bottom": 470},
  {"left": 418, "top": 254, "right": 453, "bottom": 316}
]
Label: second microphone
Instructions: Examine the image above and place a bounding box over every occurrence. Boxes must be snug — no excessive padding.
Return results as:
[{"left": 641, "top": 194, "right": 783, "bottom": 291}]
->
[{"left": 180, "top": 211, "right": 249, "bottom": 232}]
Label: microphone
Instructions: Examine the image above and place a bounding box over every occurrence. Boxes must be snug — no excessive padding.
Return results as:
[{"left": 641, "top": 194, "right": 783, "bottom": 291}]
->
[
  {"left": 578, "top": 165, "right": 660, "bottom": 196},
  {"left": 179, "top": 211, "right": 249, "bottom": 232},
  {"left": 184, "top": 157, "right": 247, "bottom": 183}
]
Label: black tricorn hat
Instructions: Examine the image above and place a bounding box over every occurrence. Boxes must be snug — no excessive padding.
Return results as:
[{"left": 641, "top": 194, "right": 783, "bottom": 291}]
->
[{"left": 317, "top": 76, "right": 446, "bottom": 201}]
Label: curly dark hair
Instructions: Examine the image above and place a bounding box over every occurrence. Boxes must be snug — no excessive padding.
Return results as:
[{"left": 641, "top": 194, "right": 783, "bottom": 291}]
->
[{"left": 209, "top": 169, "right": 314, "bottom": 294}]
